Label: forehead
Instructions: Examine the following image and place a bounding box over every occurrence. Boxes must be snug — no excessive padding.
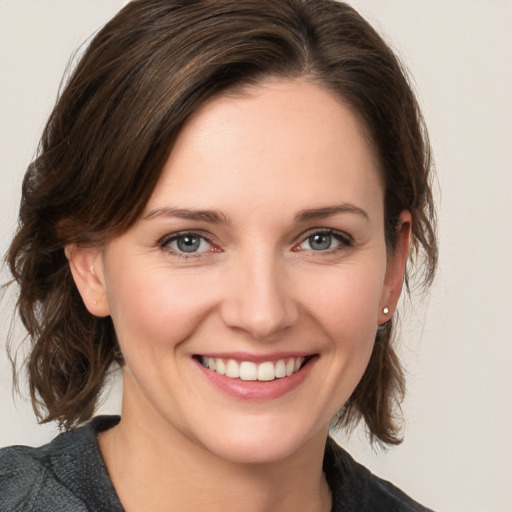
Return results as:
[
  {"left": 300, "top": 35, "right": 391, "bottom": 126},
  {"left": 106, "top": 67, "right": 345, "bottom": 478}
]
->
[{"left": 146, "top": 79, "right": 383, "bottom": 220}]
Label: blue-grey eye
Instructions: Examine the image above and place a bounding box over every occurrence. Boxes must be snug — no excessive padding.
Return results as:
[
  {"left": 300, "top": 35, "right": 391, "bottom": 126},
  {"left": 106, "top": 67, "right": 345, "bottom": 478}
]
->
[
  {"left": 176, "top": 235, "right": 201, "bottom": 252},
  {"left": 163, "top": 233, "right": 212, "bottom": 254},
  {"left": 298, "top": 230, "right": 349, "bottom": 252},
  {"left": 309, "top": 233, "right": 332, "bottom": 251}
]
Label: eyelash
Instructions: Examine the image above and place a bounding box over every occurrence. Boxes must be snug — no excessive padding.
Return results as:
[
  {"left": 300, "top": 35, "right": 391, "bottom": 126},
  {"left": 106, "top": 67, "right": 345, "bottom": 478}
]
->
[
  {"left": 158, "top": 228, "right": 353, "bottom": 259},
  {"left": 292, "top": 228, "right": 353, "bottom": 255},
  {"left": 158, "top": 231, "right": 218, "bottom": 259}
]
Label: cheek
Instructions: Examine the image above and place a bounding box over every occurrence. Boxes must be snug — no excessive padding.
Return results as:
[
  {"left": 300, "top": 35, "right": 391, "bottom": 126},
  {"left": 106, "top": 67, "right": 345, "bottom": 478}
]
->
[
  {"left": 300, "top": 264, "right": 385, "bottom": 338},
  {"left": 290, "top": 264, "right": 385, "bottom": 418},
  {"left": 106, "top": 268, "right": 218, "bottom": 352},
  {"left": 299, "top": 262, "right": 384, "bottom": 386}
]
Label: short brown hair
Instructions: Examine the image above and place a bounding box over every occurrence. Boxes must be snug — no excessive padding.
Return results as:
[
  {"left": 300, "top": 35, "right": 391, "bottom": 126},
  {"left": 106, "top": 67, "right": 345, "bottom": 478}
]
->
[{"left": 6, "top": 0, "right": 436, "bottom": 445}]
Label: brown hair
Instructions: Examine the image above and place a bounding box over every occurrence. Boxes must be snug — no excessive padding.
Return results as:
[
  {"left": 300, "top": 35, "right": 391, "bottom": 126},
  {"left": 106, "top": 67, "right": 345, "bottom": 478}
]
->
[{"left": 6, "top": 0, "right": 436, "bottom": 445}]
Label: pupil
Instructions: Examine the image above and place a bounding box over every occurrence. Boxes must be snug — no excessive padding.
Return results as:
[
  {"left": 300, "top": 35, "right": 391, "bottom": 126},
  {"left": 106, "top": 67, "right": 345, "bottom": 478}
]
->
[
  {"left": 177, "top": 235, "right": 200, "bottom": 253},
  {"left": 310, "top": 233, "right": 331, "bottom": 250}
]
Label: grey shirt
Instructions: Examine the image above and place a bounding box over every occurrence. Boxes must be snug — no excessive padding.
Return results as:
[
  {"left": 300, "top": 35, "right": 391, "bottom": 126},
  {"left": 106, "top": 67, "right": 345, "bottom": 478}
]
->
[{"left": 0, "top": 416, "right": 433, "bottom": 511}]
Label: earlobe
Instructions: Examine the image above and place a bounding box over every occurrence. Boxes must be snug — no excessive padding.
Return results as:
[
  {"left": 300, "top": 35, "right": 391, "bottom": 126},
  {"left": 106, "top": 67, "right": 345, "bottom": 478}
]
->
[
  {"left": 378, "top": 211, "right": 412, "bottom": 324},
  {"left": 65, "top": 244, "right": 110, "bottom": 317}
]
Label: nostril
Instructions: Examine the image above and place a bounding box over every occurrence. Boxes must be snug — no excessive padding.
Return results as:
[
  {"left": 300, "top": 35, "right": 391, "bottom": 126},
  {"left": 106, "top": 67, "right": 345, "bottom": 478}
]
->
[{"left": 220, "top": 303, "right": 300, "bottom": 340}]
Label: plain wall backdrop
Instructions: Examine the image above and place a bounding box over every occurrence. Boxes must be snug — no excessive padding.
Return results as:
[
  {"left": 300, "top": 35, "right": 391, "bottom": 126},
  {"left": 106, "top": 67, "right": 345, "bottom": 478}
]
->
[{"left": 1, "top": 1, "right": 511, "bottom": 511}]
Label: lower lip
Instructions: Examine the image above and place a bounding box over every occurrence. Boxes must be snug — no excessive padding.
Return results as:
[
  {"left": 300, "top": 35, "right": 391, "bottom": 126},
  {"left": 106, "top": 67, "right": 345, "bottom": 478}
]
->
[{"left": 195, "top": 357, "right": 317, "bottom": 401}]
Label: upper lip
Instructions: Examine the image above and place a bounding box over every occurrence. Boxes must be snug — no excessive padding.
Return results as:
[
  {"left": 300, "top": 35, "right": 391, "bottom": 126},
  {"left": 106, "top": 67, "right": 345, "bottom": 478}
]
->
[{"left": 194, "top": 351, "right": 314, "bottom": 364}]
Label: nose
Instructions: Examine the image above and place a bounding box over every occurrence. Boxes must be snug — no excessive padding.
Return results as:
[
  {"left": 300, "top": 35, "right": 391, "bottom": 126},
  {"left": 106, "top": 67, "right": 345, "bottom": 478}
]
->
[{"left": 219, "top": 253, "right": 300, "bottom": 339}]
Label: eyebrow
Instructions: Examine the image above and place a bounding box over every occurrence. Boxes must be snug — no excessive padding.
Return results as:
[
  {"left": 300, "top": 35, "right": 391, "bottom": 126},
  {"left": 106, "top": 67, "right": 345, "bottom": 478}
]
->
[
  {"left": 144, "top": 203, "right": 368, "bottom": 224},
  {"left": 295, "top": 204, "right": 369, "bottom": 223},
  {"left": 143, "top": 207, "right": 229, "bottom": 224}
]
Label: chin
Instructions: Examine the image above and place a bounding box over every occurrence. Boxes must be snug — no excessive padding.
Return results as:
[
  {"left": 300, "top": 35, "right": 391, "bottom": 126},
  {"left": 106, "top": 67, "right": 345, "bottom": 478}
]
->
[
  {"left": 192, "top": 416, "right": 327, "bottom": 466},
  {"left": 204, "top": 438, "right": 301, "bottom": 465}
]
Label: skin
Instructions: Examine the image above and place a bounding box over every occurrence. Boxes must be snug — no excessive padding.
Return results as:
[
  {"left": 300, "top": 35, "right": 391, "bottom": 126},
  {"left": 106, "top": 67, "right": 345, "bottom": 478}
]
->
[{"left": 67, "top": 78, "right": 411, "bottom": 512}]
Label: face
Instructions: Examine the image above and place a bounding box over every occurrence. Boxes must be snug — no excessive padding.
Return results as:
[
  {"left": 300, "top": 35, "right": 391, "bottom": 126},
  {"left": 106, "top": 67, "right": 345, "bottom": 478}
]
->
[{"left": 72, "top": 79, "right": 409, "bottom": 464}]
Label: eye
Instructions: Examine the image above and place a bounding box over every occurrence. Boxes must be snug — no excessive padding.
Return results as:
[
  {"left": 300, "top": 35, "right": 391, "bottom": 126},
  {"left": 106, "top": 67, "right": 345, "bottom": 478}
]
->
[
  {"left": 296, "top": 230, "right": 351, "bottom": 252},
  {"left": 160, "top": 232, "right": 214, "bottom": 255}
]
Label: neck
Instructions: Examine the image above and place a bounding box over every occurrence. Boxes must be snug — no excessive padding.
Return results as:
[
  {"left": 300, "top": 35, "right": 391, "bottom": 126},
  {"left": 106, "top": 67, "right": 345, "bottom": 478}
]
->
[{"left": 98, "top": 391, "right": 331, "bottom": 512}]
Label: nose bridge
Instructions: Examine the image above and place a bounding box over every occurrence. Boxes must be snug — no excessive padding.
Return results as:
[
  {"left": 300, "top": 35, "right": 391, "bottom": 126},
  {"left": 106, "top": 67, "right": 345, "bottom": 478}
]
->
[{"left": 221, "top": 248, "right": 298, "bottom": 339}]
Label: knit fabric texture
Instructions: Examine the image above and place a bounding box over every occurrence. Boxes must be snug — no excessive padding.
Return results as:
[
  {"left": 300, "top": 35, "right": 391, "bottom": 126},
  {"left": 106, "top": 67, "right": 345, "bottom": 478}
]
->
[{"left": 0, "top": 416, "right": 433, "bottom": 511}]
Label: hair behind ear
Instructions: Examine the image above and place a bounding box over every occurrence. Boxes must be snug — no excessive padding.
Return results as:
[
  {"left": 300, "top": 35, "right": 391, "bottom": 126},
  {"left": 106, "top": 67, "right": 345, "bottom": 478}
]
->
[
  {"left": 7, "top": 230, "right": 121, "bottom": 428},
  {"left": 333, "top": 320, "right": 405, "bottom": 446}
]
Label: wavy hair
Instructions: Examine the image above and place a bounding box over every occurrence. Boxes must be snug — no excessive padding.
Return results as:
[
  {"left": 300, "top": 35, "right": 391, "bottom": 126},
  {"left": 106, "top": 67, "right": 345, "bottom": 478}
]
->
[{"left": 6, "top": 0, "right": 436, "bottom": 445}]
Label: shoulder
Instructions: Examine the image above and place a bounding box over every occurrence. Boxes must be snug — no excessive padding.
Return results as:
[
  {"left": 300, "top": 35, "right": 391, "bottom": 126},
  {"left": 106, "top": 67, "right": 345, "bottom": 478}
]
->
[
  {"left": 324, "top": 437, "right": 435, "bottom": 512},
  {"left": 0, "top": 416, "right": 121, "bottom": 512},
  {"left": 0, "top": 442, "right": 87, "bottom": 512}
]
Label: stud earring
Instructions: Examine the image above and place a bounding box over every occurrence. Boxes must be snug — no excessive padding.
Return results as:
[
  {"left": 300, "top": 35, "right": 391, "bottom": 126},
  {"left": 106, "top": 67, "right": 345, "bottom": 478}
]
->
[
  {"left": 89, "top": 265, "right": 95, "bottom": 274},
  {"left": 382, "top": 307, "right": 389, "bottom": 315}
]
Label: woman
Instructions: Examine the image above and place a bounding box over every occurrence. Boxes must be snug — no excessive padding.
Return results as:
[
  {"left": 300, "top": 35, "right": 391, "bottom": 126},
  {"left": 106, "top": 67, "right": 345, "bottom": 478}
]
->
[{"left": 0, "top": 0, "right": 437, "bottom": 510}]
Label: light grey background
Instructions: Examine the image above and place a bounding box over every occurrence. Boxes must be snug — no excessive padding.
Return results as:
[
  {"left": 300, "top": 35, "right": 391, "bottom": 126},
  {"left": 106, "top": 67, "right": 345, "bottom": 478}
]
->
[{"left": 1, "top": 1, "right": 511, "bottom": 511}]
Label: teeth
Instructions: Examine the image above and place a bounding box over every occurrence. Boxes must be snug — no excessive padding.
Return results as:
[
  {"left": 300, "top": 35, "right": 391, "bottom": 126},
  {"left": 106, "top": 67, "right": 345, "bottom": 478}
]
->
[
  {"left": 275, "top": 359, "right": 286, "bottom": 378},
  {"left": 257, "top": 361, "right": 275, "bottom": 381},
  {"left": 225, "top": 359, "right": 240, "bottom": 378},
  {"left": 201, "top": 356, "right": 306, "bottom": 381},
  {"left": 216, "top": 359, "right": 226, "bottom": 375},
  {"left": 240, "top": 361, "right": 257, "bottom": 381}
]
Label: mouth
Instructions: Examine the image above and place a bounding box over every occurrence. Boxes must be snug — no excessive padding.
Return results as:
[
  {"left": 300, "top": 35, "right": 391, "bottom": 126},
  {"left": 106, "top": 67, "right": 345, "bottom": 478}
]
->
[{"left": 196, "top": 355, "right": 313, "bottom": 382}]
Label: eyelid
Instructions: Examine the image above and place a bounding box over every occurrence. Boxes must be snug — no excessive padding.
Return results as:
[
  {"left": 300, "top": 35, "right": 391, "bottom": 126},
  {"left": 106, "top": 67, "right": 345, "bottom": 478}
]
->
[
  {"left": 157, "top": 227, "right": 352, "bottom": 258},
  {"left": 292, "top": 227, "right": 353, "bottom": 252},
  {"left": 158, "top": 230, "right": 219, "bottom": 256}
]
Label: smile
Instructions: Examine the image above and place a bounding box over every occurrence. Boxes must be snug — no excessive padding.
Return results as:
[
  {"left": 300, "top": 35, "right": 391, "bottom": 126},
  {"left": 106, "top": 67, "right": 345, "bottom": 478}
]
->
[{"left": 199, "top": 356, "right": 307, "bottom": 381}]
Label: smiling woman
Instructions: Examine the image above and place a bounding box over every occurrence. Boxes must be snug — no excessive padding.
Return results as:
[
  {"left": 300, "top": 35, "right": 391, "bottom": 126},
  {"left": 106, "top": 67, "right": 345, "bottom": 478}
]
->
[{"left": 1, "top": 1, "right": 436, "bottom": 511}]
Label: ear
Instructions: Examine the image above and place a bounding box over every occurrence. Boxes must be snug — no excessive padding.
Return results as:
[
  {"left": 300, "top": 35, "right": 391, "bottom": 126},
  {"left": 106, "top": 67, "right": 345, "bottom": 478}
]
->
[
  {"left": 65, "top": 244, "right": 110, "bottom": 317},
  {"left": 378, "top": 211, "right": 412, "bottom": 325}
]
